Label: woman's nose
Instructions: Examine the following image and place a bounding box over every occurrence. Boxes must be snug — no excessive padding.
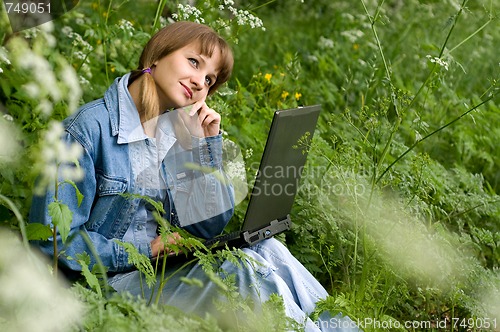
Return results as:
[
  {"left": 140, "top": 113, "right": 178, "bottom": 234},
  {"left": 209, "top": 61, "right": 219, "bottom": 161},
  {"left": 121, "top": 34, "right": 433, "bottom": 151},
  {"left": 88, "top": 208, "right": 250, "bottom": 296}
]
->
[{"left": 191, "top": 74, "right": 205, "bottom": 89}]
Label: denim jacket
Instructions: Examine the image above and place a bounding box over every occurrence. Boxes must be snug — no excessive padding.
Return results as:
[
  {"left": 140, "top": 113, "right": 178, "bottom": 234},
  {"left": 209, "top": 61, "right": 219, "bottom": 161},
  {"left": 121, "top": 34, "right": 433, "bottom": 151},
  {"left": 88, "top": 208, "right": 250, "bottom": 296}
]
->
[{"left": 29, "top": 75, "right": 235, "bottom": 273}]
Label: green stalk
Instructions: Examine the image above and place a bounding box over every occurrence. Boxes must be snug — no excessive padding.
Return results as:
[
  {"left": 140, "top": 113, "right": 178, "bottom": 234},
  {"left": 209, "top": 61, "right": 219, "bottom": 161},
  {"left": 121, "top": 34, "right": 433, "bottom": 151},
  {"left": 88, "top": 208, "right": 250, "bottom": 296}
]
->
[
  {"left": 154, "top": 258, "right": 199, "bottom": 305},
  {"left": 372, "top": 0, "right": 490, "bottom": 185},
  {"left": 80, "top": 231, "right": 111, "bottom": 297},
  {"left": 446, "top": 18, "right": 492, "bottom": 56},
  {"left": 0, "top": 194, "right": 29, "bottom": 250},
  {"left": 153, "top": 0, "right": 168, "bottom": 31},
  {"left": 376, "top": 93, "right": 498, "bottom": 184},
  {"left": 361, "top": 0, "right": 403, "bottom": 208},
  {"left": 53, "top": 168, "right": 59, "bottom": 279},
  {"left": 406, "top": 0, "right": 467, "bottom": 113}
]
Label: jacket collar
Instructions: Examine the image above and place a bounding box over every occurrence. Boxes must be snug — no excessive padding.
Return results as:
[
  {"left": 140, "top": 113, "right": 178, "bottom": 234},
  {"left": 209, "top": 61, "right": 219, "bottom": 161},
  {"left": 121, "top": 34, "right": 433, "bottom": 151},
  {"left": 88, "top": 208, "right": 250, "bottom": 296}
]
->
[
  {"left": 104, "top": 73, "right": 178, "bottom": 154},
  {"left": 105, "top": 73, "right": 148, "bottom": 144}
]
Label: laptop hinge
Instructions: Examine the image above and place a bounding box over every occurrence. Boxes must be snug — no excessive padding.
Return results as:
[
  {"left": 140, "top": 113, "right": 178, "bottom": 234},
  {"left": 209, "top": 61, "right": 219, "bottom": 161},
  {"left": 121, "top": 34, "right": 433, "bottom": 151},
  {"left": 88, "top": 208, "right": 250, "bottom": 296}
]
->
[{"left": 242, "top": 215, "right": 292, "bottom": 246}]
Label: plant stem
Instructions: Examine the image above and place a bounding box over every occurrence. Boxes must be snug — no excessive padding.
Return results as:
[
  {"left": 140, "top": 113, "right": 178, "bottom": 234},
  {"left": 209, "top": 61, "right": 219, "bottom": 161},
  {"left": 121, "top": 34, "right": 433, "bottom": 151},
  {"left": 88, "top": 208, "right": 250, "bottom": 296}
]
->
[
  {"left": 376, "top": 92, "right": 498, "bottom": 184},
  {"left": 361, "top": 0, "right": 402, "bottom": 207},
  {"left": 153, "top": 258, "right": 199, "bottom": 305},
  {"left": 53, "top": 168, "right": 59, "bottom": 278},
  {"left": 153, "top": 0, "right": 168, "bottom": 31},
  {"left": 0, "top": 194, "right": 29, "bottom": 250}
]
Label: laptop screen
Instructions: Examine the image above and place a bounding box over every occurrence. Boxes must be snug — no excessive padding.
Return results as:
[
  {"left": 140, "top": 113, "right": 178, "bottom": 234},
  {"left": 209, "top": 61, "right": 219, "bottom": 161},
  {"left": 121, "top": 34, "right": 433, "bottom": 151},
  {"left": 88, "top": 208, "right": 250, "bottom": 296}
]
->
[{"left": 242, "top": 105, "right": 321, "bottom": 232}]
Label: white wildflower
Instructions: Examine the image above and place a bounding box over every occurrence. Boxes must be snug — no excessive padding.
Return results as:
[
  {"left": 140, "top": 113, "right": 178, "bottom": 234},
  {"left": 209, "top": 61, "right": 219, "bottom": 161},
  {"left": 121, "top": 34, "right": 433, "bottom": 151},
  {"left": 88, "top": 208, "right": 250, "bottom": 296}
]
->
[
  {"left": 245, "top": 148, "right": 253, "bottom": 159},
  {"left": 73, "top": 50, "right": 86, "bottom": 61},
  {"left": 341, "top": 13, "right": 355, "bottom": 21},
  {"left": 3, "top": 114, "right": 13, "bottom": 121},
  {"left": 69, "top": 32, "right": 93, "bottom": 52},
  {"left": 39, "top": 21, "right": 54, "bottom": 33},
  {"left": 225, "top": 160, "right": 246, "bottom": 182},
  {"left": 318, "top": 36, "right": 334, "bottom": 49},
  {"left": 176, "top": 4, "right": 205, "bottom": 23},
  {"left": 61, "top": 26, "right": 73, "bottom": 36},
  {"left": 36, "top": 99, "right": 53, "bottom": 116},
  {"left": 340, "top": 29, "right": 364, "bottom": 43},
  {"left": 22, "top": 28, "right": 38, "bottom": 39},
  {"left": 0, "top": 118, "right": 20, "bottom": 163},
  {"left": 37, "top": 121, "right": 84, "bottom": 191},
  {"left": 159, "top": 16, "right": 168, "bottom": 27},
  {"left": 234, "top": 9, "right": 264, "bottom": 29},
  {"left": 426, "top": 55, "right": 449, "bottom": 70},
  {"left": 307, "top": 55, "right": 318, "bottom": 62},
  {"left": 23, "top": 82, "right": 40, "bottom": 98},
  {"left": 44, "top": 33, "right": 57, "bottom": 48},
  {"left": 118, "top": 19, "right": 134, "bottom": 37},
  {"left": 18, "top": 50, "right": 61, "bottom": 102},
  {"left": 59, "top": 65, "right": 82, "bottom": 114},
  {"left": 0, "top": 231, "right": 83, "bottom": 332},
  {"left": 79, "top": 76, "right": 90, "bottom": 86}
]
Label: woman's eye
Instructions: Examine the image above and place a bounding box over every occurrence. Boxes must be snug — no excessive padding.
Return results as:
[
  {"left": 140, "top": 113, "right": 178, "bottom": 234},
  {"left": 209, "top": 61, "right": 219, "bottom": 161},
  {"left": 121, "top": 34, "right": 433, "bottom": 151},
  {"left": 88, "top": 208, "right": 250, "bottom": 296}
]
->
[
  {"left": 188, "top": 58, "right": 198, "bottom": 67},
  {"left": 205, "top": 77, "right": 213, "bottom": 86}
]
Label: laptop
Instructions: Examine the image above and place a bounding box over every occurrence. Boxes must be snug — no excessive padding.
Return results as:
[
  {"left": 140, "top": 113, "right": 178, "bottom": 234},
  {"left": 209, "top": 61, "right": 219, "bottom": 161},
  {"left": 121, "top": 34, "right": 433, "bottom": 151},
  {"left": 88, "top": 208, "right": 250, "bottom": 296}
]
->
[
  {"left": 202, "top": 104, "right": 322, "bottom": 249},
  {"left": 158, "top": 104, "right": 321, "bottom": 261}
]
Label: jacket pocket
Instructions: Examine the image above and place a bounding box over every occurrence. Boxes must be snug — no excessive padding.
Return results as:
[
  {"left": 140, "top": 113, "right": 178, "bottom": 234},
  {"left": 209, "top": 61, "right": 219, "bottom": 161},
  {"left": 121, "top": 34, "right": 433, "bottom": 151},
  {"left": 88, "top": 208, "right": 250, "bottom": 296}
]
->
[{"left": 96, "top": 173, "right": 127, "bottom": 196}]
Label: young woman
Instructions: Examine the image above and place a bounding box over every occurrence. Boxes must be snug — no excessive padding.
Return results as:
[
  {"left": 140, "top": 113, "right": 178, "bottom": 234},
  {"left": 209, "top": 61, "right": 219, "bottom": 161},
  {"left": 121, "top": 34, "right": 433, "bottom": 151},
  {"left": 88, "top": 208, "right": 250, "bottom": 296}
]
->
[{"left": 29, "top": 21, "right": 359, "bottom": 331}]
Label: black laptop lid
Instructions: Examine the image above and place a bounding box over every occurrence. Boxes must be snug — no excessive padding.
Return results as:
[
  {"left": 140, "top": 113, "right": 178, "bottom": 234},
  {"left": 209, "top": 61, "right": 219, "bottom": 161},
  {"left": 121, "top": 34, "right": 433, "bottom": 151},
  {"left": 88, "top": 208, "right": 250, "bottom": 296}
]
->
[{"left": 242, "top": 105, "right": 321, "bottom": 232}]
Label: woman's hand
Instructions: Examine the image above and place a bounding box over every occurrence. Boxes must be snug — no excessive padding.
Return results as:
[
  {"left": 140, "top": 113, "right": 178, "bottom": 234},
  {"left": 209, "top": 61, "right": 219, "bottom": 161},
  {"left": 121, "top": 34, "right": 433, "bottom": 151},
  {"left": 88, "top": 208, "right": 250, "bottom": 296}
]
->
[
  {"left": 150, "top": 232, "right": 182, "bottom": 257},
  {"left": 178, "top": 99, "right": 221, "bottom": 137}
]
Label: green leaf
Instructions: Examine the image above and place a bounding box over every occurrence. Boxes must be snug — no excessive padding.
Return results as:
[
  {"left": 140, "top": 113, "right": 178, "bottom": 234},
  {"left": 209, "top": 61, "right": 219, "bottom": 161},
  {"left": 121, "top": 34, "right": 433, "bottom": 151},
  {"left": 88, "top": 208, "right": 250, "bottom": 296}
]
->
[
  {"left": 179, "top": 277, "right": 204, "bottom": 288},
  {"left": 115, "top": 239, "right": 156, "bottom": 288},
  {"left": 48, "top": 200, "right": 73, "bottom": 244},
  {"left": 25, "top": 222, "right": 53, "bottom": 241},
  {"left": 63, "top": 179, "right": 84, "bottom": 207},
  {"left": 75, "top": 252, "right": 102, "bottom": 297}
]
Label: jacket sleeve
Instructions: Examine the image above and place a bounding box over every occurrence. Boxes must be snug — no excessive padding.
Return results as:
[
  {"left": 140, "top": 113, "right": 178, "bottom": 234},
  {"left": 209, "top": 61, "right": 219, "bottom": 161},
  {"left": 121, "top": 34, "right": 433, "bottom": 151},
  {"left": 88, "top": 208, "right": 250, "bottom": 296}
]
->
[
  {"left": 167, "top": 134, "right": 235, "bottom": 239},
  {"left": 29, "top": 131, "right": 149, "bottom": 273}
]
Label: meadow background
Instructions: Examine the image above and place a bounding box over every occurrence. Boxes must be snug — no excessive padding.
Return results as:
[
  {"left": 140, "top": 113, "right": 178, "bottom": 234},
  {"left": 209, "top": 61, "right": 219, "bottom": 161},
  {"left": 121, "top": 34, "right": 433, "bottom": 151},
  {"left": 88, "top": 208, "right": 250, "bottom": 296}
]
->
[{"left": 0, "top": 0, "right": 499, "bottom": 331}]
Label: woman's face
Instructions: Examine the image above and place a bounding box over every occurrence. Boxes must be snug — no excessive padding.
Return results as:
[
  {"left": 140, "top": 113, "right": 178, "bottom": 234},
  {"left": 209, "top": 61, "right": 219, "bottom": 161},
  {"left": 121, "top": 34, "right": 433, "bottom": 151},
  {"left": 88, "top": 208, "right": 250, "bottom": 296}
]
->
[{"left": 151, "top": 43, "right": 221, "bottom": 112}]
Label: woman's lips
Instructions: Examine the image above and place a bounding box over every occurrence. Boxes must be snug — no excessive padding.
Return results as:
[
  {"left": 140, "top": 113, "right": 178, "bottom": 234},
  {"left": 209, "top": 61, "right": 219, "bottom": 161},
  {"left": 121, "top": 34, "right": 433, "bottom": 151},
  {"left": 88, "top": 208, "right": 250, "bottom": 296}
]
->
[{"left": 181, "top": 83, "right": 193, "bottom": 99}]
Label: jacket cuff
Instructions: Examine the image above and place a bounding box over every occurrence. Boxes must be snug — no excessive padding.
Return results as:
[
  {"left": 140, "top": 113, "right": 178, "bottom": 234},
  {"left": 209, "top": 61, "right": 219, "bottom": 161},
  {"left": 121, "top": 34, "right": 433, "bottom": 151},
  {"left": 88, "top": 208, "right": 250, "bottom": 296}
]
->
[{"left": 191, "top": 134, "right": 223, "bottom": 168}]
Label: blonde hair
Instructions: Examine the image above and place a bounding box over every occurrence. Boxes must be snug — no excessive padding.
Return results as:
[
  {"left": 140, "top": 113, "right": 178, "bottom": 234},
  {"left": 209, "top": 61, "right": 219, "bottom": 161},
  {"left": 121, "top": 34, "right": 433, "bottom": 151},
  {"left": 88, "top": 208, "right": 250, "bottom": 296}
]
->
[{"left": 130, "top": 21, "right": 234, "bottom": 123}]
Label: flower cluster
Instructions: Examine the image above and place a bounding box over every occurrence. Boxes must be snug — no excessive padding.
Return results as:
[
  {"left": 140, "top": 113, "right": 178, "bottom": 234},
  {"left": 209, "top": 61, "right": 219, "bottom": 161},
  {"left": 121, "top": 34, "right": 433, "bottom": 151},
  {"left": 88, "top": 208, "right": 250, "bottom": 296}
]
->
[
  {"left": 61, "top": 27, "right": 94, "bottom": 85},
  {"left": 117, "top": 19, "right": 135, "bottom": 37},
  {"left": 34, "top": 121, "right": 84, "bottom": 194},
  {"left": 8, "top": 33, "right": 82, "bottom": 116},
  {"left": 10, "top": 39, "right": 61, "bottom": 115},
  {"left": 172, "top": 4, "right": 205, "bottom": 24},
  {"left": 318, "top": 36, "right": 334, "bottom": 49},
  {"left": 426, "top": 55, "right": 449, "bottom": 71},
  {"left": 172, "top": 1, "right": 265, "bottom": 32},
  {"left": 218, "top": 0, "right": 264, "bottom": 30},
  {"left": 340, "top": 29, "right": 364, "bottom": 43}
]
